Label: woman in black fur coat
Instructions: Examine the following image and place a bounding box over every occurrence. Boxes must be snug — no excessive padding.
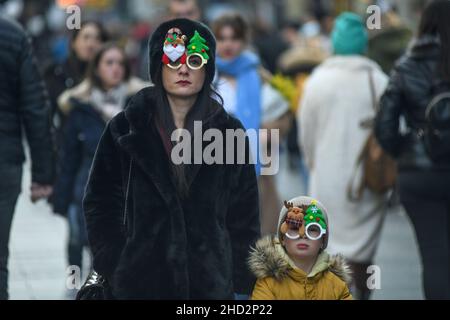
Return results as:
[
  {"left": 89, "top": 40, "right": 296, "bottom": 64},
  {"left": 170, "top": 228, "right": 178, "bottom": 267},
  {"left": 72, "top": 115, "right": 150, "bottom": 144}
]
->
[{"left": 82, "top": 18, "right": 260, "bottom": 299}]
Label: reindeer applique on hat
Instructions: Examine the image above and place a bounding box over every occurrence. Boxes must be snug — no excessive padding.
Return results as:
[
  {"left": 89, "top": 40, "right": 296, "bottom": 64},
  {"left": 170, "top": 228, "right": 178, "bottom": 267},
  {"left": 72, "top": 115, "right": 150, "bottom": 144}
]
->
[{"left": 279, "top": 198, "right": 328, "bottom": 242}]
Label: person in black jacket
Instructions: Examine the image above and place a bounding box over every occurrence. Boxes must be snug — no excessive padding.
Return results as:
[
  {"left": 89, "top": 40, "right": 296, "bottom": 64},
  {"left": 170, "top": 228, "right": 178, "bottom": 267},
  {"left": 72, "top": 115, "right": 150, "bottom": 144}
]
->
[
  {"left": 52, "top": 43, "right": 148, "bottom": 285},
  {"left": 82, "top": 18, "right": 260, "bottom": 299},
  {"left": 375, "top": 0, "right": 450, "bottom": 299},
  {"left": 0, "top": 16, "right": 54, "bottom": 300},
  {"left": 44, "top": 21, "right": 108, "bottom": 147}
]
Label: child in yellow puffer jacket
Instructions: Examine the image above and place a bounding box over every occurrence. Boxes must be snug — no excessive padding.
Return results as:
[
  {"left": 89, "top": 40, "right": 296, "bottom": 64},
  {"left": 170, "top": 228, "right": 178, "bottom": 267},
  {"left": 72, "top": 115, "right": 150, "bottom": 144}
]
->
[{"left": 249, "top": 196, "right": 352, "bottom": 300}]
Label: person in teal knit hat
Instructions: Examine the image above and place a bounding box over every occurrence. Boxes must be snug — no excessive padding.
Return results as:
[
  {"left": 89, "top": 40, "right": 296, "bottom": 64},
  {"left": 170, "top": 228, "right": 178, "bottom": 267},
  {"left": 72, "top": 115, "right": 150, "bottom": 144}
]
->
[
  {"left": 298, "top": 10, "right": 389, "bottom": 300},
  {"left": 332, "top": 12, "right": 368, "bottom": 55}
]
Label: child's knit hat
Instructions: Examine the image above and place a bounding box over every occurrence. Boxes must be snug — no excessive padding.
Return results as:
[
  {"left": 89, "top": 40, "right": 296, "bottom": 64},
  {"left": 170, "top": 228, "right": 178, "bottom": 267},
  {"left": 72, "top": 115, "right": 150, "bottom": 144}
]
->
[{"left": 277, "top": 196, "right": 330, "bottom": 249}]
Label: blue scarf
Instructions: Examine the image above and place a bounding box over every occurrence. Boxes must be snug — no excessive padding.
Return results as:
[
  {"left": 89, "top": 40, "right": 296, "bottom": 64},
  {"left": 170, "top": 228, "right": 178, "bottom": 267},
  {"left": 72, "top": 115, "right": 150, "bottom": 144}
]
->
[{"left": 216, "top": 51, "right": 262, "bottom": 174}]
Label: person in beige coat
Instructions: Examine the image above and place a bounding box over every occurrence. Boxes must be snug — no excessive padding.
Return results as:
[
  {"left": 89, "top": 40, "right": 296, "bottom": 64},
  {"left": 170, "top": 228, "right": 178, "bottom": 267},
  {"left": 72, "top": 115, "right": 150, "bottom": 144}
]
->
[{"left": 298, "top": 12, "right": 389, "bottom": 300}]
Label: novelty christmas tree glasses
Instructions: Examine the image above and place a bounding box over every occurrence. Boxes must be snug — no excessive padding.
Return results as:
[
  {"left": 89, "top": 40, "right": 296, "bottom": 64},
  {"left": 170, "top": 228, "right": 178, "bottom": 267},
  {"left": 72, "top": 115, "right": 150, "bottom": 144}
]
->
[
  {"left": 282, "top": 199, "right": 328, "bottom": 241},
  {"left": 162, "top": 28, "right": 209, "bottom": 70}
]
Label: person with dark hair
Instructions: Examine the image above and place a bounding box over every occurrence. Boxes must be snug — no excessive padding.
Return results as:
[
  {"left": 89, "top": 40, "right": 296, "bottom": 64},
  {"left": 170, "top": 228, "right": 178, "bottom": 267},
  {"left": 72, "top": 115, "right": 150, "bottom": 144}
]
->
[
  {"left": 46, "top": 21, "right": 109, "bottom": 229},
  {"left": 136, "top": 0, "right": 202, "bottom": 81},
  {"left": 52, "top": 43, "right": 148, "bottom": 292},
  {"left": 375, "top": 0, "right": 450, "bottom": 299},
  {"left": 252, "top": 18, "right": 290, "bottom": 75},
  {"left": 212, "top": 12, "right": 291, "bottom": 237},
  {"left": 280, "top": 20, "right": 303, "bottom": 48},
  {"left": 44, "top": 21, "right": 108, "bottom": 143},
  {"left": 168, "top": 0, "right": 201, "bottom": 21},
  {"left": 367, "top": 3, "right": 413, "bottom": 74},
  {"left": 0, "top": 16, "right": 54, "bottom": 300},
  {"left": 82, "top": 18, "right": 260, "bottom": 299}
]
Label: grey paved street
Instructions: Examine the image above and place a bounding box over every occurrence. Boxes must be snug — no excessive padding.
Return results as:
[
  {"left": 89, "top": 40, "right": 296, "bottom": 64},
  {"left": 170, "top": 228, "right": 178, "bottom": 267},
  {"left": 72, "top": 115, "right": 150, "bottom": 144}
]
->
[{"left": 8, "top": 153, "right": 424, "bottom": 299}]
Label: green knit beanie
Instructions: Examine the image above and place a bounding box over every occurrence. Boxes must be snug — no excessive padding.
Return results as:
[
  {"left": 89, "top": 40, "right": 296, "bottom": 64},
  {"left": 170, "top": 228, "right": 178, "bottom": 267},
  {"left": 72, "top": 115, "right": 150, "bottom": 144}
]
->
[{"left": 331, "top": 12, "right": 368, "bottom": 55}]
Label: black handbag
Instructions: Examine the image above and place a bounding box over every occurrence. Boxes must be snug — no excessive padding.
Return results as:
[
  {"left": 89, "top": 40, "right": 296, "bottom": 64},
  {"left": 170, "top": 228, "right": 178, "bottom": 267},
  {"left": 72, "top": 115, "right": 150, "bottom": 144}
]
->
[
  {"left": 75, "top": 271, "right": 112, "bottom": 300},
  {"left": 75, "top": 156, "right": 133, "bottom": 300}
]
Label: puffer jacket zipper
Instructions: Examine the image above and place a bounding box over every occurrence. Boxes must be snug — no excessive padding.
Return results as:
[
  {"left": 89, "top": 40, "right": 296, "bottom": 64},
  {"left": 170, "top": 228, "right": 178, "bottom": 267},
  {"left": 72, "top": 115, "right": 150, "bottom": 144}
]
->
[{"left": 304, "top": 277, "right": 309, "bottom": 300}]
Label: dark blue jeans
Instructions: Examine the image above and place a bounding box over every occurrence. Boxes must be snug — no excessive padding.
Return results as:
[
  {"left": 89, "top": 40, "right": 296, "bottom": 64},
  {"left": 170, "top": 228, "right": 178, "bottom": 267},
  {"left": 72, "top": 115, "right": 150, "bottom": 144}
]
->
[
  {"left": 67, "top": 203, "right": 89, "bottom": 271},
  {"left": 398, "top": 170, "right": 450, "bottom": 300},
  {"left": 0, "top": 165, "right": 22, "bottom": 300}
]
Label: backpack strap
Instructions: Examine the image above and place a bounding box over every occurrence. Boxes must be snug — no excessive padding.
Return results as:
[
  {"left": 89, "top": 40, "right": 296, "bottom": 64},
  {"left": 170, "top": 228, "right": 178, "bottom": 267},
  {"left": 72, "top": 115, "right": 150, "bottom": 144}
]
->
[
  {"left": 368, "top": 67, "right": 378, "bottom": 112},
  {"left": 346, "top": 68, "right": 377, "bottom": 202},
  {"left": 425, "top": 92, "right": 450, "bottom": 120}
]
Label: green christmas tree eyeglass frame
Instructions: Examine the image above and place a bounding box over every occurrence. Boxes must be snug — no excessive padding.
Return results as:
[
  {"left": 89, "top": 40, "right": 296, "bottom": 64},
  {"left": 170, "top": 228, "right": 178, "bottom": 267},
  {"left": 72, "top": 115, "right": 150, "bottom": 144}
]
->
[
  {"left": 304, "top": 200, "right": 327, "bottom": 240},
  {"left": 163, "top": 30, "right": 209, "bottom": 70}
]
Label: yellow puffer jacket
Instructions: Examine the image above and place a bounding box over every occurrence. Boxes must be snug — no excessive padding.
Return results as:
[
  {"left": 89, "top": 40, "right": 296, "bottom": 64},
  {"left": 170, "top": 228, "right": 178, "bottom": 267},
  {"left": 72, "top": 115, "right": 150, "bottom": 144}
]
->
[{"left": 249, "top": 236, "right": 353, "bottom": 300}]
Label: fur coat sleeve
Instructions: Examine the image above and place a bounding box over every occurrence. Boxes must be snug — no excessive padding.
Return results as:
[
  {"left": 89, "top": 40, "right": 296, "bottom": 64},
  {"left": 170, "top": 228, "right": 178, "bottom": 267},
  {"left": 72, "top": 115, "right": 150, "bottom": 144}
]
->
[{"left": 226, "top": 133, "right": 261, "bottom": 295}]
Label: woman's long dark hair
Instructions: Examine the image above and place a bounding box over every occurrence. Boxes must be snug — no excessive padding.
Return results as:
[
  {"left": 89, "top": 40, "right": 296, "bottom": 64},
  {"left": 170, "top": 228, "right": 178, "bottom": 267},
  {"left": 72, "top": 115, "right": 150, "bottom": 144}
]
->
[
  {"left": 70, "top": 21, "right": 109, "bottom": 56},
  {"left": 68, "top": 21, "right": 109, "bottom": 82},
  {"left": 418, "top": 0, "right": 450, "bottom": 81},
  {"left": 152, "top": 65, "right": 223, "bottom": 199},
  {"left": 85, "top": 42, "right": 131, "bottom": 91},
  {"left": 211, "top": 12, "right": 249, "bottom": 42}
]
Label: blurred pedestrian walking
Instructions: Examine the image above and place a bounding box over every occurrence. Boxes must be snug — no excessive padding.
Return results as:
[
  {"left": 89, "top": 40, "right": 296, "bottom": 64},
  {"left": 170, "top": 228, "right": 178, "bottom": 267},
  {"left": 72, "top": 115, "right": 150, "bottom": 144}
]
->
[
  {"left": 375, "top": 0, "right": 450, "bottom": 299},
  {"left": 52, "top": 43, "right": 148, "bottom": 283},
  {"left": 299, "top": 12, "right": 389, "bottom": 300},
  {"left": 44, "top": 21, "right": 108, "bottom": 147},
  {"left": 367, "top": 3, "right": 412, "bottom": 74},
  {"left": 167, "top": 0, "right": 201, "bottom": 21},
  {"left": 0, "top": 15, "right": 55, "bottom": 300},
  {"left": 212, "top": 12, "right": 291, "bottom": 236}
]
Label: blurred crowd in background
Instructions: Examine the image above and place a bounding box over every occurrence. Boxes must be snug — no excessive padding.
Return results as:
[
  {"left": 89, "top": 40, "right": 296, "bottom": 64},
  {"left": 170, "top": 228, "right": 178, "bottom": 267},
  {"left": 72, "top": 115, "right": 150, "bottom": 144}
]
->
[{"left": 0, "top": 0, "right": 425, "bottom": 78}]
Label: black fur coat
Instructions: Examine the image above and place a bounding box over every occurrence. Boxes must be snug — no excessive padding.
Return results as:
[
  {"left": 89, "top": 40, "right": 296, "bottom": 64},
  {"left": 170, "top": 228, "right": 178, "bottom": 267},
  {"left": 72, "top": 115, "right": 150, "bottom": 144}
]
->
[{"left": 82, "top": 87, "right": 260, "bottom": 299}]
